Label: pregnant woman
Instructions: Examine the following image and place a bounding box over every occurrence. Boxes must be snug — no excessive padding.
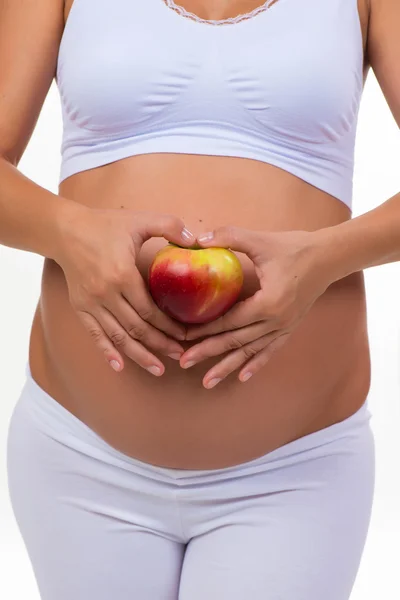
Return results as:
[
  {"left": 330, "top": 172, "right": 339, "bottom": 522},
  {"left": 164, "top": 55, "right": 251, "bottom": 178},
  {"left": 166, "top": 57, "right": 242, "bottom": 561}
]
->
[{"left": 2, "top": 0, "right": 399, "bottom": 598}]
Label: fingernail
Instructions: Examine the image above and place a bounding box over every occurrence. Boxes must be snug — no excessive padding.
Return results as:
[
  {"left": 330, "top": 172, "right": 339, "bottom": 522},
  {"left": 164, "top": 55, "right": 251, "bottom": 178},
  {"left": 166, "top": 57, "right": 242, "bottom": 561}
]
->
[
  {"left": 181, "top": 227, "right": 194, "bottom": 242},
  {"left": 205, "top": 378, "right": 221, "bottom": 389},
  {"left": 147, "top": 365, "right": 162, "bottom": 376},
  {"left": 110, "top": 360, "right": 121, "bottom": 371},
  {"left": 168, "top": 353, "right": 182, "bottom": 360},
  {"left": 182, "top": 360, "right": 196, "bottom": 369},
  {"left": 241, "top": 371, "right": 253, "bottom": 382},
  {"left": 198, "top": 232, "right": 214, "bottom": 243}
]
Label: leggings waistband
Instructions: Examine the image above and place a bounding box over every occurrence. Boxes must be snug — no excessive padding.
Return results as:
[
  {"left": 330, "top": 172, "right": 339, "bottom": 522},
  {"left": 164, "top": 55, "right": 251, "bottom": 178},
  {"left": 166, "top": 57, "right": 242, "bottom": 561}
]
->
[{"left": 19, "top": 361, "right": 372, "bottom": 484}]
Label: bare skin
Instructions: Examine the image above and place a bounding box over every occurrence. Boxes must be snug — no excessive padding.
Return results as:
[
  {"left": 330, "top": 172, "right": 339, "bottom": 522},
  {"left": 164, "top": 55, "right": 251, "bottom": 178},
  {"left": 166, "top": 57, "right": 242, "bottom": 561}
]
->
[{"left": 28, "top": 0, "right": 372, "bottom": 469}]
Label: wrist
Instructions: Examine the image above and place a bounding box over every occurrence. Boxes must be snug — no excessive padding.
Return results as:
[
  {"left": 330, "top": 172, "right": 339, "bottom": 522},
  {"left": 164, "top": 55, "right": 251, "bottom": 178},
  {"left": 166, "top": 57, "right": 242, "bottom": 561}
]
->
[
  {"left": 307, "top": 222, "right": 362, "bottom": 285},
  {"left": 52, "top": 198, "right": 93, "bottom": 266}
]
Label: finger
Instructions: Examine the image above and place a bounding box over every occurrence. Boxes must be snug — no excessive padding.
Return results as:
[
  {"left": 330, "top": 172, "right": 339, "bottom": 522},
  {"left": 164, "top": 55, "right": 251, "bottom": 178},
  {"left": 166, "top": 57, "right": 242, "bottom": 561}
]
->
[
  {"left": 78, "top": 308, "right": 165, "bottom": 376},
  {"left": 238, "top": 333, "right": 292, "bottom": 382},
  {"left": 201, "top": 330, "right": 282, "bottom": 389},
  {"left": 180, "top": 321, "right": 271, "bottom": 368},
  {"left": 103, "top": 295, "right": 184, "bottom": 359},
  {"left": 133, "top": 213, "right": 195, "bottom": 249},
  {"left": 121, "top": 274, "right": 186, "bottom": 341},
  {"left": 197, "top": 225, "right": 264, "bottom": 258},
  {"left": 76, "top": 311, "right": 125, "bottom": 372},
  {"left": 185, "top": 291, "right": 267, "bottom": 340}
]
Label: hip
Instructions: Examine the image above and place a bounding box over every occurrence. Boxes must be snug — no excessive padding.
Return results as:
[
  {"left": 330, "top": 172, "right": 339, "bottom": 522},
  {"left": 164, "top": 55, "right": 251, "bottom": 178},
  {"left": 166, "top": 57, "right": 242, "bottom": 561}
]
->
[
  {"left": 6, "top": 365, "right": 376, "bottom": 600},
  {"left": 9, "top": 361, "right": 375, "bottom": 486}
]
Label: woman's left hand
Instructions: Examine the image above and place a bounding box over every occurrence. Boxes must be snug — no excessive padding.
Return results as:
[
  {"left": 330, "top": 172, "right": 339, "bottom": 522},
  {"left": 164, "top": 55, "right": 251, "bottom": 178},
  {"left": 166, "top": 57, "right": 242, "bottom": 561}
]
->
[{"left": 181, "top": 226, "right": 334, "bottom": 389}]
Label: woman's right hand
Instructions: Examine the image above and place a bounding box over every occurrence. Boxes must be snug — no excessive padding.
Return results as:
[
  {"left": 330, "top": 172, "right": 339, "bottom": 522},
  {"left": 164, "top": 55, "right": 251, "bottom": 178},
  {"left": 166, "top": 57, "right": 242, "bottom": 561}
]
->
[{"left": 53, "top": 204, "right": 195, "bottom": 376}]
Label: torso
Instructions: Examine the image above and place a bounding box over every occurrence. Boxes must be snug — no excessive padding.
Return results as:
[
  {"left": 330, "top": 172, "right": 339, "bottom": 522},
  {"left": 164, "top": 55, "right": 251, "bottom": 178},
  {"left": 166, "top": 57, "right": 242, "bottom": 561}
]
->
[{"left": 29, "top": 0, "right": 372, "bottom": 469}]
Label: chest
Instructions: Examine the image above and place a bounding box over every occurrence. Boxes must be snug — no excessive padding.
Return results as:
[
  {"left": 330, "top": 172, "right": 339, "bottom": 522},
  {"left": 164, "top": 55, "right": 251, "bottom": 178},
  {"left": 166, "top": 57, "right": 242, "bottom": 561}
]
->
[
  {"left": 160, "top": 0, "right": 276, "bottom": 21},
  {"left": 58, "top": 0, "right": 364, "bottom": 143},
  {"left": 63, "top": 0, "right": 370, "bottom": 48}
]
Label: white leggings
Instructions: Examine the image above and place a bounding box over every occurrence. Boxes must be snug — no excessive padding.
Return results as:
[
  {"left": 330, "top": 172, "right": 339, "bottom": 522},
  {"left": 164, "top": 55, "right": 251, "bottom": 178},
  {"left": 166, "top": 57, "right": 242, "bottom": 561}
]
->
[{"left": 7, "top": 364, "right": 375, "bottom": 600}]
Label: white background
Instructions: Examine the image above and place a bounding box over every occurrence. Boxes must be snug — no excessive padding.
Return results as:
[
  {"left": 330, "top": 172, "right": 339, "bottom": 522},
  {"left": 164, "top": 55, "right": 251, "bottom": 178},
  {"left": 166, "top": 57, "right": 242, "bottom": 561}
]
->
[{"left": 1, "top": 71, "right": 400, "bottom": 598}]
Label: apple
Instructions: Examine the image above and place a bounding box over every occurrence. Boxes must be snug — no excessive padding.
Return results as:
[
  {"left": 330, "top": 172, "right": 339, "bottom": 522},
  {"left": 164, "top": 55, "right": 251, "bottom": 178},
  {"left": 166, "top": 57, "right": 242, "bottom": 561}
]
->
[{"left": 148, "top": 243, "right": 244, "bottom": 324}]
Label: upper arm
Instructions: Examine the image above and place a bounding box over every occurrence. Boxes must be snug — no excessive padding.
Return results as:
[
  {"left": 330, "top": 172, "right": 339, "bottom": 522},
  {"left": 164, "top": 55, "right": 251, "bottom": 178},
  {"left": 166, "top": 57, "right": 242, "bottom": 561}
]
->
[
  {"left": 0, "top": 0, "right": 65, "bottom": 165},
  {"left": 367, "top": 0, "right": 400, "bottom": 127}
]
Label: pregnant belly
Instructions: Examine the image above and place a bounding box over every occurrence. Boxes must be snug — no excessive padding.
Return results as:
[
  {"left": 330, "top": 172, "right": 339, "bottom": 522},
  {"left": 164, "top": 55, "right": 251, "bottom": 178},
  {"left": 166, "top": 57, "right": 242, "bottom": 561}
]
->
[
  {"left": 33, "top": 244, "right": 370, "bottom": 469},
  {"left": 30, "top": 154, "right": 371, "bottom": 468}
]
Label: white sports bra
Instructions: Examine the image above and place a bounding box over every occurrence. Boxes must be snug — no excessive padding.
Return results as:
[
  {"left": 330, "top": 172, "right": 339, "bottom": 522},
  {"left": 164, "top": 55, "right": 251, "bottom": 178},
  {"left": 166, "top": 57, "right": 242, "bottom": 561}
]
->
[{"left": 56, "top": 0, "right": 365, "bottom": 210}]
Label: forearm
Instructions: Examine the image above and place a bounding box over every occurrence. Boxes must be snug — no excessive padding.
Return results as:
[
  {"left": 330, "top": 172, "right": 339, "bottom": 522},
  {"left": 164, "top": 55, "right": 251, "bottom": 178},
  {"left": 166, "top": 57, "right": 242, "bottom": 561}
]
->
[
  {"left": 0, "top": 157, "right": 87, "bottom": 261},
  {"left": 311, "top": 191, "right": 400, "bottom": 283}
]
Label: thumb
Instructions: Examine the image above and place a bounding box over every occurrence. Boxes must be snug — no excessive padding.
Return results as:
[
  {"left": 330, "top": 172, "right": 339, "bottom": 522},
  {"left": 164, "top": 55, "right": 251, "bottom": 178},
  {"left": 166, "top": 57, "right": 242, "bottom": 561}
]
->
[
  {"left": 197, "top": 226, "right": 262, "bottom": 258},
  {"left": 133, "top": 212, "right": 195, "bottom": 248}
]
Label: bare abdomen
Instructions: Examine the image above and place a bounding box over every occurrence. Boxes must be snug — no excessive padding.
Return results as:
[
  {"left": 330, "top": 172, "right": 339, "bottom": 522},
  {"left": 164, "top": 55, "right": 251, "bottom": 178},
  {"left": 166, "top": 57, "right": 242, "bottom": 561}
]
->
[{"left": 28, "top": 154, "right": 372, "bottom": 469}]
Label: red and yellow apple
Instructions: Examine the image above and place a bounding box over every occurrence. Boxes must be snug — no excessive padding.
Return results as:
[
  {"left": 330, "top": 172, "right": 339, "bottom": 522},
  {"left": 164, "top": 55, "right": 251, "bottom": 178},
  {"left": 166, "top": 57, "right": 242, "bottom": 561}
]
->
[{"left": 148, "top": 243, "right": 244, "bottom": 324}]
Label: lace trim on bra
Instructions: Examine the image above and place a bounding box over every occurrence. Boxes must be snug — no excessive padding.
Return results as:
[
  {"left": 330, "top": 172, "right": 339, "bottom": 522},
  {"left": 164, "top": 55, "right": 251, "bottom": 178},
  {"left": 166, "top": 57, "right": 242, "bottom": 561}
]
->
[{"left": 163, "top": 0, "right": 280, "bottom": 26}]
